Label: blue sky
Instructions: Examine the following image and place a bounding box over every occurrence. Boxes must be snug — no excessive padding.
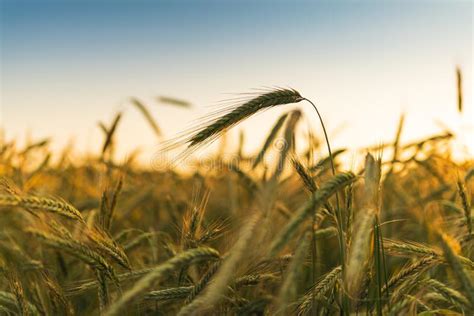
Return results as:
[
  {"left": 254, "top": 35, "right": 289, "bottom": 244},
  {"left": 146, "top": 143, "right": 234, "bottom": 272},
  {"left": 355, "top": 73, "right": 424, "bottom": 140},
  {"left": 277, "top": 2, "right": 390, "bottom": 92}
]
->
[{"left": 1, "top": 0, "right": 472, "bottom": 162}]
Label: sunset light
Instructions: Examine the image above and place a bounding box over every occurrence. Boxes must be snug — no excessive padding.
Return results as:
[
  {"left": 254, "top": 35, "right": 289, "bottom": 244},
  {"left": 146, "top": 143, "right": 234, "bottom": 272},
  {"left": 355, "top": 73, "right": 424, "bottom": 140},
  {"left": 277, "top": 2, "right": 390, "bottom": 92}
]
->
[{"left": 0, "top": 1, "right": 472, "bottom": 315}]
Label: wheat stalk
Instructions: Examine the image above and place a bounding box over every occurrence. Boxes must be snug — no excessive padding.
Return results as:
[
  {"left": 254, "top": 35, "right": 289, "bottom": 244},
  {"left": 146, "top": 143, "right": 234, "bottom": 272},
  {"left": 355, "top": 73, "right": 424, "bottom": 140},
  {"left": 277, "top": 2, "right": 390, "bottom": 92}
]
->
[
  {"left": 271, "top": 110, "right": 302, "bottom": 180},
  {"left": 28, "top": 228, "right": 117, "bottom": 283},
  {"left": 0, "top": 194, "right": 84, "bottom": 222},
  {"left": 383, "top": 256, "right": 436, "bottom": 296},
  {"left": 297, "top": 266, "right": 342, "bottom": 315},
  {"left": 145, "top": 286, "right": 193, "bottom": 301},
  {"left": 177, "top": 214, "right": 261, "bottom": 316},
  {"left": 144, "top": 273, "right": 276, "bottom": 302},
  {"left": 457, "top": 66, "right": 463, "bottom": 112},
  {"left": 465, "top": 167, "right": 474, "bottom": 183},
  {"left": 384, "top": 238, "right": 474, "bottom": 269},
  {"left": 188, "top": 89, "right": 303, "bottom": 147},
  {"left": 438, "top": 233, "right": 474, "bottom": 307},
  {"left": 384, "top": 239, "right": 440, "bottom": 257},
  {"left": 425, "top": 278, "right": 470, "bottom": 308},
  {"left": 161, "top": 89, "right": 303, "bottom": 159},
  {"left": 101, "top": 112, "right": 122, "bottom": 155},
  {"left": 292, "top": 158, "right": 317, "bottom": 193},
  {"left": 270, "top": 172, "right": 356, "bottom": 256},
  {"left": 131, "top": 98, "right": 162, "bottom": 137},
  {"left": 275, "top": 232, "right": 310, "bottom": 314},
  {"left": 86, "top": 227, "right": 131, "bottom": 270},
  {"left": 0, "top": 291, "right": 40, "bottom": 316},
  {"left": 6, "top": 271, "right": 29, "bottom": 316},
  {"left": 184, "top": 260, "right": 221, "bottom": 304},
  {"left": 104, "top": 247, "right": 220, "bottom": 316},
  {"left": 96, "top": 270, "right": 109, "bottom": 312},
  {"left": 253, "top": 112, "right": 289, "bottom": 169},
  {"left": 457, "top": 180, "right": 472, "bottom": 237},
  {"left": 158, "top": 96, "right": 192, "bottom": 108}
]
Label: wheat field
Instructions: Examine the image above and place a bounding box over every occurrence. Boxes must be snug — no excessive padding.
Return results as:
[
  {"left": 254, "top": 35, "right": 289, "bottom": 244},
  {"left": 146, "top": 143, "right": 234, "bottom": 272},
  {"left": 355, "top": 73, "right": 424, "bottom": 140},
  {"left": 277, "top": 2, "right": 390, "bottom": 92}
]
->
[{"left": 0, "top": 85, "right": 473, "bottom": 316}]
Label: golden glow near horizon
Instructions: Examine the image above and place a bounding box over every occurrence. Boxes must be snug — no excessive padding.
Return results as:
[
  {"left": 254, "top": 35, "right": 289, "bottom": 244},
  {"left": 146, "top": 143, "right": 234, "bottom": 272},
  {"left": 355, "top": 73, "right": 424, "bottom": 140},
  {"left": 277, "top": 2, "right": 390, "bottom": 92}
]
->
[
  {"left": 1, "top": 1, "right": 472, "bottom": 166},
  {"left": 1, "top": 65, "right": 473, "bottom": 169},
  {"left": 1, "top": 54, "right": 473, "bottom": 166}
]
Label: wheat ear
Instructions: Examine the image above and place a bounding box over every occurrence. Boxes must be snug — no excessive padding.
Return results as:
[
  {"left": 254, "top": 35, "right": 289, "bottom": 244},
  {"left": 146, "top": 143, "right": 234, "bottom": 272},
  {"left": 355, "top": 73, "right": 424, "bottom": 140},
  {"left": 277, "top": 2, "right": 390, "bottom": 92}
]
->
[
  {"left": 297, "top": 266, "right": 342, "bottom": 315},
  {"left": 188, "top": 89, "right": 302, "bottom": 147},
  {"left": 425, "top": 278, "right": 470, "bottom": 308},
  {"left": 438, "top": 233, "right": 474, "bottom": 307},
  {"left": 270, "top": 172, "right": 356, "bottom": 256},
  {"left": 0, "top": 194, "right": 84, "bottom": 222},
  {"left": 104, "top": 247, "right": 219, "bottom": 316},
  {"left": 177, "top": 214, "right": 261, "bottom": 316}
]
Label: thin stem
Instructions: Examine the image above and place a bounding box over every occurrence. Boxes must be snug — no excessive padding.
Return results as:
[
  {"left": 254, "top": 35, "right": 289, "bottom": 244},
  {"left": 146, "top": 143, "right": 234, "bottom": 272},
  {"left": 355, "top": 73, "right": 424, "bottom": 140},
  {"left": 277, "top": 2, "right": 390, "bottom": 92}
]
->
[
  {"left": 303, "top": 98, "right": 341, "bottom": 228},
  {"left": 374, "top": 218, "right": 383, "bottom": 316},
  {"left": 303, "top": 98, "right": 347, "bottom": 313},
  {"left": 303, "top": 98, "right": 337, "bottom": 177},
  {"left": 311, "top": 212, "right": 317, "bottom": 314},
  {"left": 377, "top": 216, "right": 391, "bottom": 312}
]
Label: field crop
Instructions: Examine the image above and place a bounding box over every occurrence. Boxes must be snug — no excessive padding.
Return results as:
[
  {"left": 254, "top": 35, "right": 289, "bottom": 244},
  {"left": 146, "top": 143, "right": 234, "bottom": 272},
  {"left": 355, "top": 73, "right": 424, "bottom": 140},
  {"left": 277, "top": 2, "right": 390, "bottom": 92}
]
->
[{"left": 0, "top": 86, "right": 472, "bottom": 316}]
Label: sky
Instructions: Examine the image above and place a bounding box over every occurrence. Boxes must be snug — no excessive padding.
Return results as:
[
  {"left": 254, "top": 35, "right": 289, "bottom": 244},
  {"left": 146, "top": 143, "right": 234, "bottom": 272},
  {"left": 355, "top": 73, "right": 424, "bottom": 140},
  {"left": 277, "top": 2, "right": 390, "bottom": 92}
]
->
[{"left": 1, "top": 0, "right": 473, "bottom": 166}]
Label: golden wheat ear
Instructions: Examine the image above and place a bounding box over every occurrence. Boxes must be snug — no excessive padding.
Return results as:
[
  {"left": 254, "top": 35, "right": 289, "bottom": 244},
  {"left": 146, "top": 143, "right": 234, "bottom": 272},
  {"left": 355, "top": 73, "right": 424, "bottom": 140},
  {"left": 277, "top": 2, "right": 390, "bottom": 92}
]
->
[
  {"left": 188, "top": 89, "right": 303, "bottom": 147},
  {"left": 159, "top": 88, "right": 304, "bottom": 159}
]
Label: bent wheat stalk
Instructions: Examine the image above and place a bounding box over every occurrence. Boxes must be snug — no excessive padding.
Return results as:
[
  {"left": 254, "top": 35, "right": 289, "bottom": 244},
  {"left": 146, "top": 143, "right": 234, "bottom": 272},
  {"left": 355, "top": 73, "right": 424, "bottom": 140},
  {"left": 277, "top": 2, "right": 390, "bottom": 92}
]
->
[
  {"left": 162, "top": 88, "right": 337, "bottom": 176},
  {"left": 174, "top": 90, "right": 336, "bottom": 174}
]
